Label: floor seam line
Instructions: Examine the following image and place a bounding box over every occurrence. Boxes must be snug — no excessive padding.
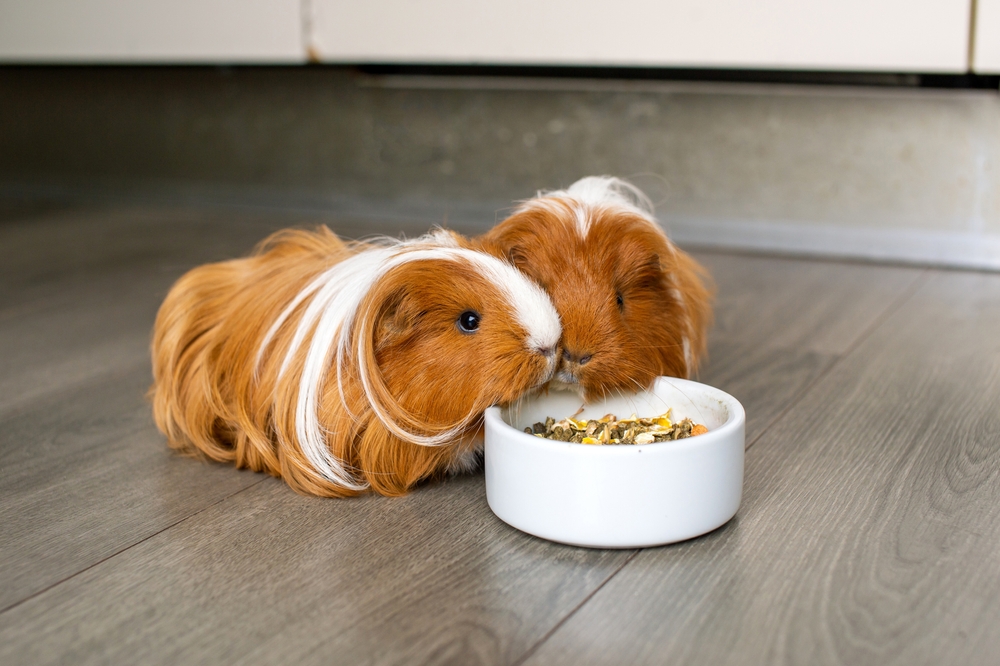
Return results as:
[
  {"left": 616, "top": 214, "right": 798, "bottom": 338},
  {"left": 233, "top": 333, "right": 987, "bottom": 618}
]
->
[
  {"left": 0, "top": 476, "right": 268, "bottom": 617},
  {"left": 509, "top": 549, "right": 642, "bottom": 666},
  {"left": 0, "top": 358, "right": 152, "bottom": 428}
]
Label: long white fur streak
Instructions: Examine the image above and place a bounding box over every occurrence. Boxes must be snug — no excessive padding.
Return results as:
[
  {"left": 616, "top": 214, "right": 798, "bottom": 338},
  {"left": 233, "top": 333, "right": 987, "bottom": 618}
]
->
[
  {"left": 254, "top": 261, "right": 354, "bottom": 378},
  {"left": 293, "top": 251, "right": 393, "bottom": 490},
  {"left": 256, "top": 235, "right": 561, "bottom": 487}
]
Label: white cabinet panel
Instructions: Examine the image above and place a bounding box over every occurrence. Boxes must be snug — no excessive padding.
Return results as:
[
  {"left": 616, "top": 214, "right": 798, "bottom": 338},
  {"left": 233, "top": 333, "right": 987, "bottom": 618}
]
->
[
  {"left": 311, "top": 0, "right": 970, "bottom": 72},
  {"left": 974, "top": 0, "right": 1000, "bottom": 72},
  {"left": 0, "top": 0, "right": 303, "bottom": 62}
]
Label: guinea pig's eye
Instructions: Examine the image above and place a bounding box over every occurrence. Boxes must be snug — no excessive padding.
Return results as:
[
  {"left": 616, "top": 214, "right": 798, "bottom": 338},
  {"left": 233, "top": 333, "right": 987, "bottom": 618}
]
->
[
  {"left": 616, "top": 292, "right": 624, "bottom": 311},
  {"left": 457, "top": 310, "right": 481, "bottom": 333}
]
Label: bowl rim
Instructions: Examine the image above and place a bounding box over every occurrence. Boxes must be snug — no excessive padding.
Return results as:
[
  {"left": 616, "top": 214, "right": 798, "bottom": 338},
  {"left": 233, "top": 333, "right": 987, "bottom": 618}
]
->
[{"left": 486, "top": 377, "right": 745, "bottom": 457}]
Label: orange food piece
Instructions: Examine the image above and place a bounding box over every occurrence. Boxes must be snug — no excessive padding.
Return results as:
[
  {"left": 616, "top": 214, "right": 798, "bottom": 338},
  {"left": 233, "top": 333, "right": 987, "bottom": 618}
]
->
[{"left": 690, "top": 424, "right": 709, "bottom": 437}]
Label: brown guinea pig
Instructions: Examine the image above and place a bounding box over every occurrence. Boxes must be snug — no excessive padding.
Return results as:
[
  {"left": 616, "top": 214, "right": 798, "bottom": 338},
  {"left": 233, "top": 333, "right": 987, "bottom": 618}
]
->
[
  {"left": 150, "top": 226, "right": 560, "bottom": 497},
  {"left": 478, "top": 176, "right": 713, "bottom": 401}
]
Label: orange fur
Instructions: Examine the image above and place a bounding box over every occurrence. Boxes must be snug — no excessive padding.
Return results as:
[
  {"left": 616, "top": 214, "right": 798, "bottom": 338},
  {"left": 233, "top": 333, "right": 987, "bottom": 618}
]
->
[
  {"left": 478, "top": 179, "right": 714, "bottom": 401},
  {"left": 150, "top": 226, "right": 556, "bottom": 497}
]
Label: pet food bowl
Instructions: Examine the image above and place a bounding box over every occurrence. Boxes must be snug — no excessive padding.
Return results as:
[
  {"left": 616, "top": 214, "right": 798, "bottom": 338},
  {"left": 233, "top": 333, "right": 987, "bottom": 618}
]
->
[{"left": 484, "top": 377, "right": 745, "bottom": 548}]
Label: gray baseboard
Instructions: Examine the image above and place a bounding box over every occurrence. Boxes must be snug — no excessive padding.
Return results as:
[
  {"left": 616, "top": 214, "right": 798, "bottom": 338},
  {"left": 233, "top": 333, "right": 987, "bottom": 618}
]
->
[
  {"left": 668, "top": 216, "right": 1000, "bottom": 271},
  {"left": 2, "top": 66, "right": 998, "bottom": 269}
]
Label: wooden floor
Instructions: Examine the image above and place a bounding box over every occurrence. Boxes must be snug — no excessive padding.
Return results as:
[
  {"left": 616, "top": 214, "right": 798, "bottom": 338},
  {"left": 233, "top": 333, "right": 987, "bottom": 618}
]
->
[{"left": 3, "top": 202, "right": 1000, "bottom": 665}]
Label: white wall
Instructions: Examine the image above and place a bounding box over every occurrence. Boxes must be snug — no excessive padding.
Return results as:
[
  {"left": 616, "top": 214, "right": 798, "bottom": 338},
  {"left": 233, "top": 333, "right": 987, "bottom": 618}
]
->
[
  {"left": 0, "top": 0, "right": 303, "bottom": 62},
  {"left": 975, "top": 0, "right": 1000, "bottom": 72},
  {"left": 0, "top": 1, "right": 981, "bottom": 72},
  {"left": 310, "top": 0, "right": 971, "bottom": 71}
]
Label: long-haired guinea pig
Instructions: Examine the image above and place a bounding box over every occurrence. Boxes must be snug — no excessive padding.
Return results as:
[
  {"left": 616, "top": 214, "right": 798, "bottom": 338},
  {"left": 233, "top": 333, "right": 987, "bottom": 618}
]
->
[
  {"left": 150, "top": 226, "right": 560, "bottom": 497},
  {"left": 478, "top": 176, "right": 713, "bottom": 401}
]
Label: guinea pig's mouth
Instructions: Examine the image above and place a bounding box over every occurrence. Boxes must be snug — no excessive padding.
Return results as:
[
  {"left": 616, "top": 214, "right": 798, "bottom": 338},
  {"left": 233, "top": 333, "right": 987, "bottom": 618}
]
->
[
  {"left": 555, "top": 369, "right": 578, "bottom": 384},
  {"left": 550, "top": 375, "right": 586, "bottom": 396}
]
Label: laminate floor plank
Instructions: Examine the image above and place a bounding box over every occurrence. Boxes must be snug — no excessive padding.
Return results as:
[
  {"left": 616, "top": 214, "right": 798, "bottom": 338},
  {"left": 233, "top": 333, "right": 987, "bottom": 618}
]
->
[
  {"left": 695, "top": 252, "right": 922, "bottom": 356},
  {"left": 0, "top": 207, "right": 286, "bottom": 418},
  {"left": 0, "top": 364, "right": 264, "bottom": 612},
  {"left": 693, "top": 252, "right": 923, "bottom": 442},
  {"left": 522, "top": 269, "right": 1000, "bottom": 666},
  {"left": 0, "top": 205, "right": 424, "bottom": 315},
  {"left": 0, "top": 200, "right": 72, "bottom": 226},
  {"left": 0, "top": 473, "right": 631, "bottom": 666}
]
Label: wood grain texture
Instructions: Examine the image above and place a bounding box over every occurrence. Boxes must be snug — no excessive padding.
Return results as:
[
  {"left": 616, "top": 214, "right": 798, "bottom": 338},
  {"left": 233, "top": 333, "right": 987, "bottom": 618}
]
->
[
  {"left": 0, "top": 198, "right": 69, "bottom": 224},
  {"left": 0, "top": 473, "right": 631, "bottom": 666},
  {"left": 0, "top": 364, "right": 265, "bottom": 611},
  {"left": 523, "top": 269, "right": 1000, "bottom": 666},
  {"left": 693, "top": 251, "right": 922, "bottom": 442},
  {"left": 694, "top": 251, "right": 922, "bottom": 356},
  {"left": 0, "top": 207, "right": 284, "bottom": 417},
  {"left": 0, "top": 205, "right": 442, "bottom": 315}
]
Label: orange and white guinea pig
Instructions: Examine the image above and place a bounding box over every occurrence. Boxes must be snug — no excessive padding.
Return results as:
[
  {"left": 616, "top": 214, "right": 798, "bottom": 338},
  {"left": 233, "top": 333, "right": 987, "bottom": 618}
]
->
[
  {"left": 150, "top": 226, "right": 560, "bottom": 497},
  {"left": 479, "top": 176, "right": 713, "bottom": 401}
]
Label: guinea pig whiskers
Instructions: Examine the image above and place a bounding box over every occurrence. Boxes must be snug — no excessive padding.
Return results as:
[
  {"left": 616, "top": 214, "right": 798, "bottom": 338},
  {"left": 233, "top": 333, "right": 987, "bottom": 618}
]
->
[
  {"left": 659, "top": 377, "right": 711, "bottom": 426},
  {"left": 508, "top": 394, "right": 530, "bottom": 427}
]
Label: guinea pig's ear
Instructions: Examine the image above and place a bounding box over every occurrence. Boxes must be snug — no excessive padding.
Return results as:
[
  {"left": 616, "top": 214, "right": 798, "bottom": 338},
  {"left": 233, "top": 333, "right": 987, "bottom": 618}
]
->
[
  {"left": 505, "top": 244, "right": 529, "bottom": 267},
  {"left": 374, "top": 289, "right": 418, "bottom": 350},
  {"left": 632, "top": 251, "right": 665, "bottom": 279},
  {"left": 479, "top": 222, "right": 522, "bottom": 263}
]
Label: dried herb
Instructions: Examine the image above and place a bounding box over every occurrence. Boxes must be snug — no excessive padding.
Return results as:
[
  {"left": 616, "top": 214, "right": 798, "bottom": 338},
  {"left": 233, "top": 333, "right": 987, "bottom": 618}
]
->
[{"left": 524, "top": 410, "right": 708, "bottom": 445}]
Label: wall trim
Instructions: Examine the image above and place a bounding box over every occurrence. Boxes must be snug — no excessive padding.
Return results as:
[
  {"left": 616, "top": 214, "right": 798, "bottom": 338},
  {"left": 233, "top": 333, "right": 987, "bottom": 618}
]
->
[{"left": 668, "top": 215, "right": 1000, "bottom": 271}]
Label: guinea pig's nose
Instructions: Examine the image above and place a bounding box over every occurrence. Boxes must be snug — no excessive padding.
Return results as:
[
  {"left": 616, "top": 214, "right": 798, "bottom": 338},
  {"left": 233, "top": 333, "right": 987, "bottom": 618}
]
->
[
  {"left": 534, "top": 344, "right": 557, "bottom": 358},
  {"left": 562, "top": 348, "right": 593, "bottom": 366}
]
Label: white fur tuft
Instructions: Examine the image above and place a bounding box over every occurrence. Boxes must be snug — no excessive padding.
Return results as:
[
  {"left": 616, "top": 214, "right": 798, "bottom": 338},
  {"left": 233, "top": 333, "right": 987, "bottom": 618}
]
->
[
  {"left": 564, "top": 176, "right": 656, "bottom": 217},
  {"left": 525, "top": 176, "right": 659, "bottom": 239}
]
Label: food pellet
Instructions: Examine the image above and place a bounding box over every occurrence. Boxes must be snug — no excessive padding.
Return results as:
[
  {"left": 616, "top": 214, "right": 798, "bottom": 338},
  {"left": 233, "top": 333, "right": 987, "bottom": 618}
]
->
[{"left": 524, "top": 410, "right": 708, "bottom": 445}]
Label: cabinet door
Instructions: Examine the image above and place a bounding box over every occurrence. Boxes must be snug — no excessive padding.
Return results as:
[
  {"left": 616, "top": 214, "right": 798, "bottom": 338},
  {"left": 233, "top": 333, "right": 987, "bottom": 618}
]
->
[
  {"left": 974, "top": 0, "right": 1000, "bottom": 72},
  {"left": 0, "top": 0, "right": 302, "bottom": 62},
  {"left": 311, "top": 0, "right": 970, "bottom": 72}
]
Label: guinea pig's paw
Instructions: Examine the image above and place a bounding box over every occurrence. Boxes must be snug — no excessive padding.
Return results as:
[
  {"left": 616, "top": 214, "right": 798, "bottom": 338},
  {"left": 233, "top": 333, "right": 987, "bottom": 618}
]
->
[{"left": 445, "top": 448, "right": 483, "bottom": 475}]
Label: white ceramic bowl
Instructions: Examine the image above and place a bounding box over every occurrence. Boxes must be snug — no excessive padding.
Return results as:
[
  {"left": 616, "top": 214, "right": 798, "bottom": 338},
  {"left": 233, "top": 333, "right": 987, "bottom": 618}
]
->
[{"left": 484, "top": 377, "right": 745, "bottom": 548}]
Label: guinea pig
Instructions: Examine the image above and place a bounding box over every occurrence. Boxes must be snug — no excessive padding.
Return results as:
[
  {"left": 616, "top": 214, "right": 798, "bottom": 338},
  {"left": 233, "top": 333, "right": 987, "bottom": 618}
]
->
[
  {"left": 478, "top": 176, "right": 712, "bottom": 401},
  {"left": 150, "top": 225, "right": 560, "bottom": 497}
]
